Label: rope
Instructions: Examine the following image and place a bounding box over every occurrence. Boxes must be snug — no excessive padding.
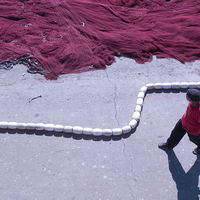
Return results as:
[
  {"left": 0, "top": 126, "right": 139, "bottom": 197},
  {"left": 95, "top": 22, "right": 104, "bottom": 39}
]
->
[{"left": 0, "top": 82, "right": 199, "bottom": 136}]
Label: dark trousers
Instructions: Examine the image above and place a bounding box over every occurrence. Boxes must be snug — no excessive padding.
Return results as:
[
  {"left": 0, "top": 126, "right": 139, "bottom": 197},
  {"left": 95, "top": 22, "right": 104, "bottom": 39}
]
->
[{"left": 167, "top": 119, "right": 200, "bottom": 149}]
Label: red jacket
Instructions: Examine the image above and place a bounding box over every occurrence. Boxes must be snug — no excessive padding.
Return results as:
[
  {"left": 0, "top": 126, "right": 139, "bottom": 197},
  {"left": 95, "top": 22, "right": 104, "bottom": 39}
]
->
[{"left": 181, "top": 102, "right": 200, "bottom": 136}]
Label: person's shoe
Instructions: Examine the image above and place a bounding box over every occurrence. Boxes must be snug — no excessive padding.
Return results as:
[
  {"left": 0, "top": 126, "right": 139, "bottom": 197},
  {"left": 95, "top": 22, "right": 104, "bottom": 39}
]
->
[
  {"left": 192, "top": 147, "right": 200, "bottom": 155},
  {"left": 158, "top": 142, "right": 168, "bottom": 149}
]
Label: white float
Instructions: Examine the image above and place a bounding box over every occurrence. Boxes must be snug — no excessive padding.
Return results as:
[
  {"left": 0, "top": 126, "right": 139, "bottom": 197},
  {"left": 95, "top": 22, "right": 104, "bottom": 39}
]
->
[
  {"left": 63, "top": 126, "right": 73, "bottom": 133},
  {"left": 102, "top": 129, "right": 112, "bottom": 136},
  {"left": 171, "top": 82, "right": 180, "bottom": 89},
  {"left": 0, "top": 122, "right": 8, "bottom": 129},
  {"left": 122, "top": 125, "right": 131, "bottom": 134},
  {"left": 140, "top": 86, "right": 147, "bottom": 93},
  {"left": 129, "top": 119, "right": 138, "bottom": 129},
  {"left": 135, "top": 105, "right": 142, "bottom": 112},
  {"left": 93, "top": 128, "right": 103, "bottom": 136},
  {"left": 197, "top": 82, "right": 200, "bottom": 88},
  {"left": 26, "top": 123, "right": 36, "bottom": 130},
  {"left": 162, "top": 83, "right": 171, "bottom": 89},
  {"left": 45, "top": 124, "right": 55, "bottom": 131},
  {"left": 8, "top": 122, "right": 18, "bottom": 129},
  {"left": 35, "top": 123, "right": 45, "bottom": 130},
  {"left": 17, "top": 123, "right": 27, "bottom": 129},
  {"left": 83, "top": 127, "right": 93, "bottom": 135},
  {"left": 180, "top": 82, "right": 189, "bottom": 89},
  {"left": 112, "top": 128, "right": 122, "bottom": 136},
  {"left": 146, "top": 83, "right": 154, "bottom": 90},
  {"left": 54, "top": 125, "right": 64, "bottom": 132},
  {"left": 136, "top": 98, "right": 143, "bottom": 106},
  {"left": 132, "top": 111, "right": 140, "bottom": 121},
  {"left": 73, "top": 126, "right": 83, "bottom": 134},
  {"left": 188, "top": 82, "right": 198, "bottom": 88},
  {"left": 154, "top": 83, "right": 163, "bottom": 89},
  {"left": 138, "top": 92, "right": 145, "bottom": 98}
]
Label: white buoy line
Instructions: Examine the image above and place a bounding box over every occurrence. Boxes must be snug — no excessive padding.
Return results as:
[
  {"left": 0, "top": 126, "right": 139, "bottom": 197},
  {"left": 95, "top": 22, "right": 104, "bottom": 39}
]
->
[{"left": 0, "top": 82, "right": 199, "bottom": 136}]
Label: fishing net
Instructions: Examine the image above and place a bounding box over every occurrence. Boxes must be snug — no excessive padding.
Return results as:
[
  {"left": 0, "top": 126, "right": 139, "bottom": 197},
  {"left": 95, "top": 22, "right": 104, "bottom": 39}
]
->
[{"left": 0, "top": 0, "right": 200, "bottom": 79}]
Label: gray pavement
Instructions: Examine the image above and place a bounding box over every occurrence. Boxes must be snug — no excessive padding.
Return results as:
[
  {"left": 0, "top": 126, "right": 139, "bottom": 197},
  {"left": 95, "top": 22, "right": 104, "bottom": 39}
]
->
[{"left": 0, "top": 56, "right": 200, "bottom": 200}]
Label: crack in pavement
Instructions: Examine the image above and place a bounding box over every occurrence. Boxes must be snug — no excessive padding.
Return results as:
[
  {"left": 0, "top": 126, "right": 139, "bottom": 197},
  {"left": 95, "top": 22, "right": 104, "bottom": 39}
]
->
[
  {"left": 104, "top": 70, "right": 120, "bottom": 127},
  {"left": 122, "top": 139, "right": 126, "bottom": 156},
  {"left": 113, "top": 84, "right": 120, "bottom": 127},
  {"left": 128, "top": 156, "right": 138, "bottom": 199},
  {"left": 122, "top": 139, "right": 137, "bottom": 199},
  {"left": 124, "top": 145, "right": 138, "bottom": 184}
]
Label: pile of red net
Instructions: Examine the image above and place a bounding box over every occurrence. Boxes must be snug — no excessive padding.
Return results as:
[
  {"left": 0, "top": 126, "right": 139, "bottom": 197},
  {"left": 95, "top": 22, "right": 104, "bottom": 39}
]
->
[{"left": 1, "top": 0, "right": 200, "bottom": 79}]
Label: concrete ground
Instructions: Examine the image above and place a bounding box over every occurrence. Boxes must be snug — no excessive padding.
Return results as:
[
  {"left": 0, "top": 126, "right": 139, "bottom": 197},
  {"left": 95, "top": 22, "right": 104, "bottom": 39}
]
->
[{"left": 0, "top": 56, "right": 200, "bottom": 200}]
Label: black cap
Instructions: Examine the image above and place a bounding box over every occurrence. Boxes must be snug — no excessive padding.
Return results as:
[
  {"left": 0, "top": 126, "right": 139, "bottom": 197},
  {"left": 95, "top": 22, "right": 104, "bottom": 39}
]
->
[{"left": 187, "top": 89, "right": 200, "bottom": 102}]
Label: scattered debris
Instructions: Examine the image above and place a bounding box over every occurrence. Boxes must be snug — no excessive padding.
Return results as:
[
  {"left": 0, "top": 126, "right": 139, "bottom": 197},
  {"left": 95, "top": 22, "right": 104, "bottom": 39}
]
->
[{"left": 29, "top": 95, "right": 42, "bottom": 103}]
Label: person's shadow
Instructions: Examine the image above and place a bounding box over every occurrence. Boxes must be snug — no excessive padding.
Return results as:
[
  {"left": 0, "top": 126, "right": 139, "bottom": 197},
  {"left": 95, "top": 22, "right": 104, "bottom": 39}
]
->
[{"left": 162, "top": 149, "right": 200, "bottom": 200}]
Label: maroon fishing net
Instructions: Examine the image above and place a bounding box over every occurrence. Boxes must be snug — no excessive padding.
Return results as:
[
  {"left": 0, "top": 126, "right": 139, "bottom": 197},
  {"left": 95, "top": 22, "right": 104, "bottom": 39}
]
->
[{"left": 0, "top": 0, "right": 200, "bottom": 79}]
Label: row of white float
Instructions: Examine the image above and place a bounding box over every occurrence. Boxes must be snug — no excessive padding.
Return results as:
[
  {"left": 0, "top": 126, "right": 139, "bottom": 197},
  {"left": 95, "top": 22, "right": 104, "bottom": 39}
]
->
[{"left": 0, "top": 82, "right": 200, "bottom": 136}]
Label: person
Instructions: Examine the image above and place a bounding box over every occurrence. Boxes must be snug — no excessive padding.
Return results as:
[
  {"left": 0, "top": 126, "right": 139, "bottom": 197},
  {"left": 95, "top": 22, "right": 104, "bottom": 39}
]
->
[{"left": 158, "top": 88, "right": 200, "bottom": 155}]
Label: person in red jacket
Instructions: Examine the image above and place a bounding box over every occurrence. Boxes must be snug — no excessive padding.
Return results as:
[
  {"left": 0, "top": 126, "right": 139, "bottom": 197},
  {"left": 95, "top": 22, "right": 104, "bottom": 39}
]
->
[{"left": 159, "top": 89, "right": 200, "bottom": 155}]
